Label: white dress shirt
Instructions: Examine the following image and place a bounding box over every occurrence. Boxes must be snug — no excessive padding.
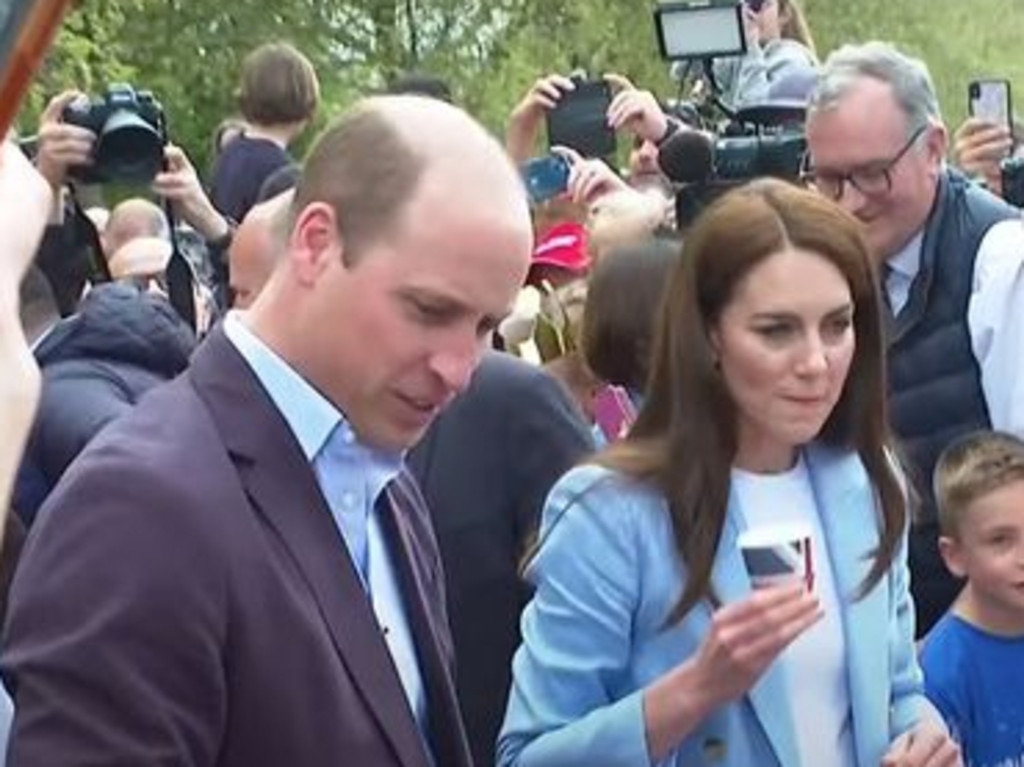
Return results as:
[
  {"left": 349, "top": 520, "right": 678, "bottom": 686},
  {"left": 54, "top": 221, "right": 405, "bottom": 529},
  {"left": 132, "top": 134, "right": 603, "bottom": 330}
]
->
[{"left": 885, "top": 217, "right": 1024, "bottom": 437}]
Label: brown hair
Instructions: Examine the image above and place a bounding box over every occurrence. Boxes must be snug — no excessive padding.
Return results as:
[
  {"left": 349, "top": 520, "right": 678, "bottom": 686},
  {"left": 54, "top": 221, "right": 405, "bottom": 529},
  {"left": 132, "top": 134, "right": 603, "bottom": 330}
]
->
[
  {"left": 292, "top": 100, "right": 426, "bottom": 263},
  {"left": 934, "top": 431, "right": 1024, "bottom": 537},
  {"left": 595, "top": 178, "right": 904, "bottom": 623},
  {"left": 237, "top": 42, "right": 320, "bottom": 126},
  {"left": 582, "top": 235, "right": 683, "bottom": 392},
  {"left": 779, "top": 0, "right": 817, "bottom": 58}
]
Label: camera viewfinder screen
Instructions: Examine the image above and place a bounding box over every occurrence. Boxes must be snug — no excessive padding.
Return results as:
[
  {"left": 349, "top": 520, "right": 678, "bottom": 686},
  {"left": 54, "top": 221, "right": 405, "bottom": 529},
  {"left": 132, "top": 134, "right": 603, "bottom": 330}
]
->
[{"left": 658, "top": 5, "right": 745, "bottom": 60}]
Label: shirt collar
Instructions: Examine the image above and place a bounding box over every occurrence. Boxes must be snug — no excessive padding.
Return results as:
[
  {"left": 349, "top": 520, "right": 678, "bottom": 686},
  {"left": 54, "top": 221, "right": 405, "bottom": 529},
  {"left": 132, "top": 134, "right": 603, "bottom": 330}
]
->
[
  {"left": 222, "top": 313, "right": 404, "bottom": 489},
  {"left": 886, "top": 230, "right": 924, "bottom": 280},
  {"left": 222, "top": 311, "right": 341, "bottom": 460}
]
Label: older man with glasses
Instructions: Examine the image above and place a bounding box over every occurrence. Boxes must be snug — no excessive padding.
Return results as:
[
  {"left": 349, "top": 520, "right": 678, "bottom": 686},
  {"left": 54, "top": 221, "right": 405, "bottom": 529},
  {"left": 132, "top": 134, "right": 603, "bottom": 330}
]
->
[{"left": 804, "top": 42, "right": 1024, "bottom": 639}]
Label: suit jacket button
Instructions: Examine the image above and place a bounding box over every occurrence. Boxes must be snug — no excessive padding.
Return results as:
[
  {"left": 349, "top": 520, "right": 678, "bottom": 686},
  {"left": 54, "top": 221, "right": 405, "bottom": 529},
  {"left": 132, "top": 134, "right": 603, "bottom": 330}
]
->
[{"left": 702, "top": 737, "right": 727, "bottom": 762}]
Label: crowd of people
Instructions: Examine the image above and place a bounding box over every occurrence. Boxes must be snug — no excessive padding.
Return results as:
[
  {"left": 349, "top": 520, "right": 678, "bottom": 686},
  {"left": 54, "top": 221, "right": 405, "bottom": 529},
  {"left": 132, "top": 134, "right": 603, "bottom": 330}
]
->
[{"left": 0, "top": 1, "right": 1023, "bottom": 765}]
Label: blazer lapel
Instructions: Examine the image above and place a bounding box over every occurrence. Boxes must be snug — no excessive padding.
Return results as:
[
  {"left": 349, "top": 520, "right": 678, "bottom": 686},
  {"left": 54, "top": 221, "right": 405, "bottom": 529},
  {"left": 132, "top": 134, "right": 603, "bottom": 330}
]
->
[
  {"left": 190, "top": 331, "right": 430, "bottom": 767},
  {"left": 711, "top": 500, "right": 800, "bottom": 767},
  {"left": 804, "top": 445, "right": 889, "bottom": 767},
  {"left": 378, "top": 484, "right": 472, "bottom": 767}
]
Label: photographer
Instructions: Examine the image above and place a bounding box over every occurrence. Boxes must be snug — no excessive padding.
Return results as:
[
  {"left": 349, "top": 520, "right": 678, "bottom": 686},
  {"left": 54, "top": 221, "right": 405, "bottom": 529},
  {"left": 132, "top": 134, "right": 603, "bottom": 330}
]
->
[
  {"left": 712, "top": 0, "right": 818, "bottom": 111},
  {"left": 29, "top": 90, "right": 103, "bottom": 316}
]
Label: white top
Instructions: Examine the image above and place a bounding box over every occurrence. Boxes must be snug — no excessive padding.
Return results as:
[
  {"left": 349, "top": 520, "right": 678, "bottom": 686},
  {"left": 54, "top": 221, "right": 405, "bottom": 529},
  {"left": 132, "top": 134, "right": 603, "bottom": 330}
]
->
[
  {"left": 886, "top": 217, "right": 1024, "bottom": 437},
  {"left": 732, "top": 455, "right": 856, "bottom": 767}
]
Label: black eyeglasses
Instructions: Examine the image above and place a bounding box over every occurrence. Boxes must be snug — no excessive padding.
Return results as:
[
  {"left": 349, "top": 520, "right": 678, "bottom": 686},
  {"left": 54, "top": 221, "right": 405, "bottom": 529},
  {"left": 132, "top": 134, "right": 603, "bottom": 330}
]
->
[{"left": 802, "top": 125, "right": 928, "bottom": 201}]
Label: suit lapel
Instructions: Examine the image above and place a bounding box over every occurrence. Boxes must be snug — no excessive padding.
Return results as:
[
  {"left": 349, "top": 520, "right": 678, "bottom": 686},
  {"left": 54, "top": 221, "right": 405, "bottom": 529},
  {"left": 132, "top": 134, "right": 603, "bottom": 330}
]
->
[
  {"left": 378, "top": 484, "right": 471, "bottom": 767},
  {"left": 190, "top": 331, "right": 430, "bottom": 767},
  {"left": 804, "top": 446, "right": 888, "bottom": 767},
  {"left": 711, "top": 500, "right": 800, "bottom": 767}
]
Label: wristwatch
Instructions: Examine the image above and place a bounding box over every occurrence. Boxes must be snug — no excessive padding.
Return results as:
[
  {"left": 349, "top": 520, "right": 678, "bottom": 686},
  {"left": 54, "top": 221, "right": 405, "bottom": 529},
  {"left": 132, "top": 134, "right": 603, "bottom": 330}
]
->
[{"left": 206, "top": 216, "right": 236, "bottom": 252}]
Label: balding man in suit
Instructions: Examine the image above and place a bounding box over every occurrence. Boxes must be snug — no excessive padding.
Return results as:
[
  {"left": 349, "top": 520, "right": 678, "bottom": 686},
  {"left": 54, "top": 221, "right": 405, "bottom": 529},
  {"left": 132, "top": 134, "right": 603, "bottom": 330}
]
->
[{"left": 2, "top": 95, "right": 533, "bottom": 767}]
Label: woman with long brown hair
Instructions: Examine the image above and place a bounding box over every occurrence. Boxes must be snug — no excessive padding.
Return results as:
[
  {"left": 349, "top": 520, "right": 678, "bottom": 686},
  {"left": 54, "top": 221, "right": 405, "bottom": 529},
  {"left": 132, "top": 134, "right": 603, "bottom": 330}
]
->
[{"left": 498, "top": 179, "right": 961, "bottom": 767}]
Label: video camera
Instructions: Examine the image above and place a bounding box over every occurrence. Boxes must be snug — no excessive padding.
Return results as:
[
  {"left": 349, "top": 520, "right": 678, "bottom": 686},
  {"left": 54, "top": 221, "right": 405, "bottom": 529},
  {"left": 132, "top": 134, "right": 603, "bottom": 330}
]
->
[
  {"left": 658, "top": 108, "right": 807, "bottom": 226},
  {"left": 62, "top": 83, "right": 166, "bottom": 185},
  {"left": 652, "top": 0, "right": 812, "bottom": 227}
]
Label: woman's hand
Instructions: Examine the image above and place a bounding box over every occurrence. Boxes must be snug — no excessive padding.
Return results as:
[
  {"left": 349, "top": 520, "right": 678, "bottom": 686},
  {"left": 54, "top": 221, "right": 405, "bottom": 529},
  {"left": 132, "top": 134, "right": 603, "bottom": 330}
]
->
[
  {"left": 644, "top": 582, "right": 821, "bottom": 761},
  {"left": 881, "top": 721, "right": 962, "bottom": 767},
  {"left": 689, "top": 581, "right": 821, "bottom": 704}
]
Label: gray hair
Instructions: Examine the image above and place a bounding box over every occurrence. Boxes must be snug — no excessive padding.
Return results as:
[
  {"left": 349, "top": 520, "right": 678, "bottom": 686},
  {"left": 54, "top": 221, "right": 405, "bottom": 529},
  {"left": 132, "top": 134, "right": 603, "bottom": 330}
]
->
[{"left": 809, "top": 42, "right": 942, "bottom": 137}]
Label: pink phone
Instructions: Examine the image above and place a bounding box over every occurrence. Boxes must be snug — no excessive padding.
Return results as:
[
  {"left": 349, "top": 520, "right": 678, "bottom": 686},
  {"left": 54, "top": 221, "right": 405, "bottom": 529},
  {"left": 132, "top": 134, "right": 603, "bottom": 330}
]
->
[{"left": 593, "top": 385, "right": 637, "bottom": 442}]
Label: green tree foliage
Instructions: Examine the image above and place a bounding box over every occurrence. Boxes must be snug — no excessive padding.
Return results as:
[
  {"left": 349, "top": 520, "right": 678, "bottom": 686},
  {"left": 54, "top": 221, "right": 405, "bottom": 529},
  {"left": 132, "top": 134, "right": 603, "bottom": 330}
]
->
[
  {"left": 18, "top": 0, "right": 1024, "bottom": 178},
  {"left": 804, "top": 0, "right": 1024, "bottom": 130}
]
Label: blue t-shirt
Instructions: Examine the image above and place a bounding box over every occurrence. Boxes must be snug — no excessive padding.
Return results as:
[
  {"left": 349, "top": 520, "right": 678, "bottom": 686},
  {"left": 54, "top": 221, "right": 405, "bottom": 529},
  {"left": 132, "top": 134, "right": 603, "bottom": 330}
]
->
[{"left": 921, "top": 613, "right": 1024, "bottom": 767}]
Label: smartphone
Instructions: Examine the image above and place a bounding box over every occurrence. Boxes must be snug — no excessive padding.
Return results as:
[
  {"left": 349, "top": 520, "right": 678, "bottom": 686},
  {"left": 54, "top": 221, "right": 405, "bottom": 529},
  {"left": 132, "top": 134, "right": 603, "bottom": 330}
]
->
[
  {"left": 968, "top": 79, "right": 1013, "bottom": 131},
  {"left": 593, "top": 385, "right": 638, "bottom": 442},
  {"left": 0, "top": 0, "right": 76, "bottom": 138},
  {"left": 546, "top": 78, "right": 616, "bottom": 159},
  {"left": 522, "top": 154, "right": 571, "bottom": 204}
]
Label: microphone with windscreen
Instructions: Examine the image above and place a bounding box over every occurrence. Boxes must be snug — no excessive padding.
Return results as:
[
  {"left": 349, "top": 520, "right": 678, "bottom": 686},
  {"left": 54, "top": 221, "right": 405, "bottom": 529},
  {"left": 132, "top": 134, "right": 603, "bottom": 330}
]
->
[{"left": 657, "top": 129, "right": 715, "bottom": 184}]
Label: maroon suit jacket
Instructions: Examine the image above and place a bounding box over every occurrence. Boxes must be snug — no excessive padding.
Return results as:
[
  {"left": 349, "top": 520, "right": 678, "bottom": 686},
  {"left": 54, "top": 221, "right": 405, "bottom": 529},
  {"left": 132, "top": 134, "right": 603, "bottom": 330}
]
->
[{"left": 2, "top": 329, "right": 472, "bottom": 767}]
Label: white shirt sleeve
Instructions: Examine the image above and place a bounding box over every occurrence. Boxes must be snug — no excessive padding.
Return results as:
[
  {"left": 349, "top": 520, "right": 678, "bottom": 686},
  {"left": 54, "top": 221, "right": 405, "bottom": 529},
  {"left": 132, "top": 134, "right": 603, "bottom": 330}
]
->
[{"left": 969, "top": 216, "right": 1024, "bottom": 436}]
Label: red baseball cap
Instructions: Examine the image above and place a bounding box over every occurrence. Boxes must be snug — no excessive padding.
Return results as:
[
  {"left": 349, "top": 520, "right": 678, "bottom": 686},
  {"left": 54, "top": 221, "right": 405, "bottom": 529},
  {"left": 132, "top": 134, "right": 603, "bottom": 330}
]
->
[{"left": 530, "top": 222, "right": 590, "bottom": 274}]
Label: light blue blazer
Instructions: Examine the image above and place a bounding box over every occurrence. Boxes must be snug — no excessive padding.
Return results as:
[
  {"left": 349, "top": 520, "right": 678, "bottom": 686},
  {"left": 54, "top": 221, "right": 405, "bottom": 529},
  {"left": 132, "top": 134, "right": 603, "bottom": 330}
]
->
[{"left": 498, "top": 444, "right": 930, "bottom": 767}]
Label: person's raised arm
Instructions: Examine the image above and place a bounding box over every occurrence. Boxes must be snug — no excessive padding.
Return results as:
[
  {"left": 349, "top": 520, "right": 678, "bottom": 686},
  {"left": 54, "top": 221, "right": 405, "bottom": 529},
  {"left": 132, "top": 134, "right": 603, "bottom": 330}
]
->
[
  {"left": 506, "top": 74, "right": 577, "bottom": 165},
  {"left": 0, "top": 141, "right": 54, "bottom": 519}
]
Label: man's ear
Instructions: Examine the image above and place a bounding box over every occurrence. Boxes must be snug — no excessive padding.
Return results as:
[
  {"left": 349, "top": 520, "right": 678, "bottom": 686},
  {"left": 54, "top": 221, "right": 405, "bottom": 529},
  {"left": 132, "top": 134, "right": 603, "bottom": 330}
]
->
[
  {"left": 938, "top": 534, "right": 968, "bottom": 579},
  {"left": 926, "top": 122, "right": 950, "bottom": 168},
  {"left": 288, "top": 201, "right": 343, "bottom": 286}
]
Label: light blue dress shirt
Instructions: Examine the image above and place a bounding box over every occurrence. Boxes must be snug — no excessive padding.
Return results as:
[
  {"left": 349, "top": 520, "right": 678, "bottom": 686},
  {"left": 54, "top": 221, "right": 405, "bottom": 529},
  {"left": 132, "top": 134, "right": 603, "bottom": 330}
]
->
[
  {"left": 222, "top": 313, "right": 429, "bottom": 736},
  {"left": 884, "top": 231, "right": 924, "bottom": 317}
]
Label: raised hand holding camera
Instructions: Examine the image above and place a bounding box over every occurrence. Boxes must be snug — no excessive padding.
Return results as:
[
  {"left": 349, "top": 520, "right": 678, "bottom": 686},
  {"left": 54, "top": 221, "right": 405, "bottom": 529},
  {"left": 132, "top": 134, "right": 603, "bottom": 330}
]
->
[
  {"left": 34, "top": 89, "right": 94, "bottom": 190},
  {"left": 61, "top": 83, "right": 166, "bottom": 185}
]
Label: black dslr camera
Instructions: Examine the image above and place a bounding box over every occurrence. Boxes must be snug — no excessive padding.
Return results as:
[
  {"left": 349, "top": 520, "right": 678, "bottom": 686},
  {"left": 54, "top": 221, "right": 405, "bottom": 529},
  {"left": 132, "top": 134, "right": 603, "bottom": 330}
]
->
[
  {"left": 1001, "top": 156, "right": 1024, "bottom": 208},
  {"left": 62, "top": 83, "right": 166, "bottom": 185}
]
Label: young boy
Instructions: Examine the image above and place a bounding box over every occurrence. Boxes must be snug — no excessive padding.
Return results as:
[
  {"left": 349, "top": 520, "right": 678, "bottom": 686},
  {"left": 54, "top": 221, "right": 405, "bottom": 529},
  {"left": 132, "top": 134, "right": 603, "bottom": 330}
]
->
[
  {"left": 921, "top": 430, "right": 1024, "bottom": 767},
  {"left": 210, "top": 42, "right": 319, "bottom": 224}
]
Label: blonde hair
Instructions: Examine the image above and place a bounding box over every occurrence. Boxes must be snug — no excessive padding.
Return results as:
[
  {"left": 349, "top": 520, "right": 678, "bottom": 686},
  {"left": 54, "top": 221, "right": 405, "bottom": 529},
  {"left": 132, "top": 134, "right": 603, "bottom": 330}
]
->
[
  {"left": 779, "top": 0, "right": 817, "bottom": 57},
  {"left": 934, "top": 431, "right": 1024, "bottom": 537}
]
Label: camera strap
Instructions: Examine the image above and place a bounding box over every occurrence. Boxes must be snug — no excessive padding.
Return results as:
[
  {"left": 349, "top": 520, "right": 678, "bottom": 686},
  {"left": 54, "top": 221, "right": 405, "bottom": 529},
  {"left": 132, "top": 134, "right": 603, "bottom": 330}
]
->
[
  {"left": 66, "top": 188, "right": 112, "bottom": 286},
  {"left": 161, "top": 198, "right": 197, "bottom": 333}
]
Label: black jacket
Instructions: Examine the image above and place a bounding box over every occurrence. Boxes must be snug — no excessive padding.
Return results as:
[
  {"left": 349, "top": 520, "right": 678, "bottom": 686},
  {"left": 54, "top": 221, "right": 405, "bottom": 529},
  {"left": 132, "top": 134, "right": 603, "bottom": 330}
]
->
[
  {"left": 14, "top": 284, "right": 195, "bottom": 525},
  {"left": 408, "top": 352, "right": 593, "bottom": 767}
]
